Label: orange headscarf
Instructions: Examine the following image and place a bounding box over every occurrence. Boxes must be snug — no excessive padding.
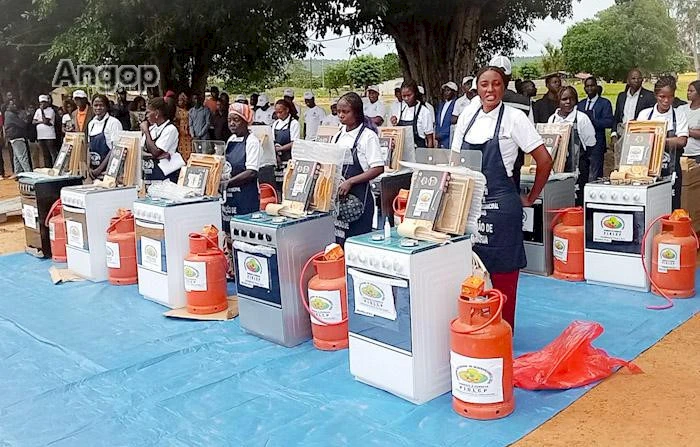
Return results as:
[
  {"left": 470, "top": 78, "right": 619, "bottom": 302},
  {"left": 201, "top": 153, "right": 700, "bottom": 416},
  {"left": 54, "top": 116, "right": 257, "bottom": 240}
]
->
[{"left": 228, "top": 102, "right": 254, "bottom": 124}]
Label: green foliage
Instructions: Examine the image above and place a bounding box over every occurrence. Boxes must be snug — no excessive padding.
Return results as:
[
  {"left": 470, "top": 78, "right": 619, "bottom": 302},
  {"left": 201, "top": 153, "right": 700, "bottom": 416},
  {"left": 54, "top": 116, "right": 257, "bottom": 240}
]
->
[
  {"left": 381, "top": 53, "right": 402, "bottom": 80},
  {"left": 666, "top": 0, "right": 700, "bottom": 74},
  {"left": 562, "top": 0, "right": 681, "bottom": 80},
  {"left": 541, "top": 42, "right": 565, "bottom": 74},
  {"left": 346, "top": 55, "right": 382, "bottom": 89},
  {"left": 324, "top": 62, "right": 349, "bottom": 92},
  {"left": 514, "top": 61, "right": 543, "bottom": 80}
]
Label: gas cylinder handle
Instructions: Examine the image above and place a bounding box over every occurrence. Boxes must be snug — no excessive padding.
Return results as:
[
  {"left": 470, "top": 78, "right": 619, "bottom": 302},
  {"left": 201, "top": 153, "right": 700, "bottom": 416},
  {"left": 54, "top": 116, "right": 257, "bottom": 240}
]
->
[
  {"left": 452, "top": 289, "right": 506, "bottom": 334},
  {"left": 548, "top": 207, "right": 579, "bottom": 231},
  {"left": 189, "top": 233, "right": 225, "bottom": 256},
  {"left": 298, "top": 251, "right": 348, "bottom": 327},
  {"left": 106, "top": 209, "right": 133, "bottom": 234},
  {"left": 44, "top": 199, "right": 62, "bottom": 227}
]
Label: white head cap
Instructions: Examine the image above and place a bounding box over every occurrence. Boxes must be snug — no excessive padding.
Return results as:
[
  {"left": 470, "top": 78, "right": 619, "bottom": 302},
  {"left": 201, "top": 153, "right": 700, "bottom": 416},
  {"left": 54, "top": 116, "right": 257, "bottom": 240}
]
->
[
  {"left": 303, "top": 91, "right": 314, "bottom": 100},
  {"left": 462, "top": 76, "right": 474, "bottom": 86},
  {"left": 489, "top": 55, "right": 512, "bottom": 76},
  {"left": 235, "top": 94, "right": 246, "bottom": 102},
  {"left": 441, "top": 82, "right": 458, "bottom": 92},
  {"left": 367, "top": 85, "right": 380, "bottom": 94},
  {"left": 38, "top": 94, "right": 50, "bottom": 103},
  {"left": 471, "top": 78, "right": 478, "bottom": 91},
  {"left": 72, "top": 89, "right": 88, "bottom": 99},
  {"left": 256, "top": 94, "right": 269, "bottom": 107},
  {"left": 283, "top": 88, "right": 294, "bottom": 98},
  {"left": 418, "top": 86, "right": 425, "bottom": 95}
]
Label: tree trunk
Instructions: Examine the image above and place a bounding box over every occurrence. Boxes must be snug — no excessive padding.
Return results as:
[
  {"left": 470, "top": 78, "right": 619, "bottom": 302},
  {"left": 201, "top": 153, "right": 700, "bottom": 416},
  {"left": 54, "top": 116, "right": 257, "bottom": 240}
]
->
[
  {"left": 386, "top": 6, "right": 482, "bottom": 106},
  {"left": 190, "top": 41, "right": 212, "bottom": 96}
]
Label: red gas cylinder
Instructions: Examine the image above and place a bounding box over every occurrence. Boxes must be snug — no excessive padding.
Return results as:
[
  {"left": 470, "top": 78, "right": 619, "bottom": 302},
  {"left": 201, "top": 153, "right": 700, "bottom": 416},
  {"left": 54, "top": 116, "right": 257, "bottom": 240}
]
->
[
  {"left": 392, "top": 189, "right": 409, "bottom": 223},
  {"left": 551, "top": 207, "right": 584, "bottom": 281},
  {"left": 106, "top": 209, "right": 137, "bottom": 285},
  {"left": 305, "top": 252, "right": 348, "bottom": 350},
  {"left": 651, "top": 210, "right": 697, "bottom": 298},
  {"left": 260, "top": 183, "right": 278, "bottom": 211},
  {"left": 450, "top": 277, "right": 514, "bottom": 420},
  {"left": 46, "top": 199, "right": 67, "bottom": 262},
  {"left": 184, "top": 232, "right": 228, "bottom": 314}
]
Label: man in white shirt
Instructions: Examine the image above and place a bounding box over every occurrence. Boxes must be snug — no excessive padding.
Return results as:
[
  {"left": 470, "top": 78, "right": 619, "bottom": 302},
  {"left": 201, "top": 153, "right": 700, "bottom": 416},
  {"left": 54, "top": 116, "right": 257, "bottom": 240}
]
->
[
  {"left": 612, "top": 68, "right": 656, "bottom": 140},
  {"left": 388, "top": 83, "right": 402, "bottom": 126},
  {"left": 321, "top": 99, "right": 341, "bottom": 126},
  {"left": 363, "top": 85, "right": 385, "bottom": 126},
  {"left": 452, "top": 76, "right": 474, "bottom": 123},
  {"left": 32, "top": 95, "right": 57, "bottom": 167},
  {"left": 303, "top": 91, "right": 326, "bottom": 140},
  {"left": 253, "top": 94, "right": 274, "bottom": 125}
]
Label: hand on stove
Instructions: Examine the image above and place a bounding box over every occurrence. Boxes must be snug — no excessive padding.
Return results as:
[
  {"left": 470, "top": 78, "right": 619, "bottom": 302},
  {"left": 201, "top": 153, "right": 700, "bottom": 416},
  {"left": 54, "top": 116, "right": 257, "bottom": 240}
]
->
[{"left": 521, "top": 195, "right": 534, "bottom": 207}]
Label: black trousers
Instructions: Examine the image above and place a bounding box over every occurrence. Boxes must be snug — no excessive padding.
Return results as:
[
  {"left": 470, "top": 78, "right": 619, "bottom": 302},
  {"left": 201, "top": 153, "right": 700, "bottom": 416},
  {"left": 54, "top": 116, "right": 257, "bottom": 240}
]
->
[{"left": 38, "top": 139, "right": 57, "bottom": 168}]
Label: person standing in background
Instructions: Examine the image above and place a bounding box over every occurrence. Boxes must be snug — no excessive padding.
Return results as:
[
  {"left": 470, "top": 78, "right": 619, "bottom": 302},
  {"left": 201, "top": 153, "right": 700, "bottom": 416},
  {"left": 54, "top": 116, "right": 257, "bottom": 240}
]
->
[
  {"left": 33, "top": 95, "right": 57, "bottom": 167},
  {"left": 213, "top": 99, "right": 232, "bottom": 141},
  {"left": 48, "top": 96, "right": 63, "bottom": 151},
  {"left": 70, "top": 90, "right": 94, "bottom": 140},
  {"left": 272, "top": 99, "right": 300, "bottom": 192},
  {"left": 391, "top": 80, "right": 435, "bottom": 148},
  {"left": 283, "top": 89, "right": 302, "bottom": 118},
  {"left": 322, "top": 99, "right": 341, "bottom": 126},
  {"left": 3, "top": 99, "right": 31, "bottom": 176},
  {"left": 303, "top": 91, "right": 325, "bottom": 140},
  {"left": 113, "top": 87, "right": 132, "bottom": 131},
  {"left": 253, "top": 94, "right": 274, "bottom": 125},
  {"left": 175, "top": 92, "right": 192, "bottom": 162},
  {"left": 533, "top": 73, "right": 562, "bottom": 123},
  {"left": 577, "top": 77, "right": 614, "bottom": 181},
  {"left": 189, "top": 93, "right": 211, "bottom": 141},
  {"left": 86, "top": 94, "right": 123, "bottom": 180},
  {"left": 452, "top": 76, "right": 473, "bottom": 124},
  {"left": 204, "top": 86, "right": 219, "bottom": 114},
  {"left": 681, "top": 80, "right": 700, "bottom": 162},
  {"left": 250, "top": 93, "right": 260, "bottom": 112},
  {"left": 435, "top": 81, "right": 458, "bottom": 148},
  {"left": 417, "top": 86, "right": 435, "bottom": 121},
  {"left": 62, "top": 99, "right": 76, "bottom": 133},
  {"left": 363, "top": 86, "right": 385, "bottom": 127},
  {"left": 388, "top": 83, "right": 402, "bottom": 126},
  {"left": 612, "top": 68, "right": 657, "bottom": 148}
]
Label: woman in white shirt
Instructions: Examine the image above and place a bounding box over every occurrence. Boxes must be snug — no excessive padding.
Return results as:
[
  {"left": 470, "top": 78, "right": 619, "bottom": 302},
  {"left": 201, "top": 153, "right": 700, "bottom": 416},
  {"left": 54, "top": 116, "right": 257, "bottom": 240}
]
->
[
  {"left": 451, "top": 66, "right": 552, "bottom": 333},
  {"left": 681, "top": 80, "right": 700, "bottom": 161},
  {"left": 87, "top": 94, "right": 123, "bottom": 180},
  {"left": 272, "top": 99, "right": 300, "bottom": 191},
  {"left": 638, "top": 75, "right": 689, "bottom": 210},
  {"left": 333, "top": 92, "right": 385, "bottom": 244},
  {"left": 140, "top": 97, "right": 181, "bottom": 185},
  {"left": 547, "top": 86, "right": 596, "bottom": 202},
  {"left": 390, "top": 80, "right": 435, "bottom": 148}
]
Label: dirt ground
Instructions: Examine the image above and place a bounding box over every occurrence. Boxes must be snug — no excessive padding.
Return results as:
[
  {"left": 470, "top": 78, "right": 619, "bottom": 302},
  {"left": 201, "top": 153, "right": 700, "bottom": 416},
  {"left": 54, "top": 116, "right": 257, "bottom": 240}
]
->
[{"left": 0, "top": 177, "right": 698, "bottom": 445}]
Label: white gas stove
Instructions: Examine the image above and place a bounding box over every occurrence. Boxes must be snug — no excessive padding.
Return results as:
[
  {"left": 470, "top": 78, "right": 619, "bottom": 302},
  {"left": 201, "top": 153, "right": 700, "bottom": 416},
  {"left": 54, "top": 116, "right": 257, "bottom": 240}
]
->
[{"left": 584, "top": 179, "right": 671, "bottom": 291}]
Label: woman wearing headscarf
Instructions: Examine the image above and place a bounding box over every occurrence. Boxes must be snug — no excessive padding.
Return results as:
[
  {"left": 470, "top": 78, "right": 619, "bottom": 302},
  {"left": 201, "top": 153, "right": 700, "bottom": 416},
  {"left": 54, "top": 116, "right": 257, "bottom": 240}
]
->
[
  {"left": 333, "top": 92, "right": 385, "bottom": 245},
  {"left": 221, "top": 102, "right": 262, "bottom": 233},
  {"left": 451, "top": 66, "right": 553, "bottom": 333},
  {"left": 87, "top": 94, "right": 123, "bottom": 180}
]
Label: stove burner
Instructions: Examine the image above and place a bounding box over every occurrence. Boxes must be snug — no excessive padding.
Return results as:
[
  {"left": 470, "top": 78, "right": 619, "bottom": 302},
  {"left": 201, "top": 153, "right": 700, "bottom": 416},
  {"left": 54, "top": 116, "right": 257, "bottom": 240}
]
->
[{"left": 400, "top": 238, "right": 418, "bottom": 247}]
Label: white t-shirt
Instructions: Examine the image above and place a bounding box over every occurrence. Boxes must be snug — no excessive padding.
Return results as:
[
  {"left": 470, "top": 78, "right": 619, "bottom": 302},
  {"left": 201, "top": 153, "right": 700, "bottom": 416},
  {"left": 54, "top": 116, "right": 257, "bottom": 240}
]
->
[
  {"left": 225, "top": 132, "right": 262, "bottom": 171},
  {"left": 33, "top": 107, "right": 56, "bottom": 140},
  {"left": 453, "top": 95, "right": 471, "bottom": 117},
  {"left": 254, "top": 107, "right": 274, "bottom": 125},
  {"left": 623, "top": 89, "right": 641, "bottom": 126},
  {"left": 363, "top": 99, "right": 386, "bottom": 120},
  {"left": 321, "top": 114, "right": 341, "bottom": 126},
  {"left": 638, "top": 105, "right": 689, "bottom": 138},
  {"left": 451, "top": 103, "right": 544, "bottom": 177},
  {"left": 62, "top": 114, "right": 72, "bottom": 125},
  {"left": 304, "top": 106, "right": 326, "bottom": 140},
  {"left": 547, "top": 109, "right": 597, "bottom": 148},
  {"left": 273, "top": 116, "right": 300, "bottom": 142},
  {"left": 680, "top": 104, "right": 700, "bottom": 156},
  {"left": 389, "top": 100, "right": 402, "bottom": 122},
  {"left": 397, "top": 103, "right": 435, "bottom": 138},
  {"left": 333, "top": 125, "right": 385, "bottom": 172},
  {"left": 423, "top": 102, "right": 435, "bottom": 122},
  {"left": 141, "top": 119, "right": 179, "bottom": 158},
  {"left": 87, "top": 114, "right": 123, "bottom": 150}
]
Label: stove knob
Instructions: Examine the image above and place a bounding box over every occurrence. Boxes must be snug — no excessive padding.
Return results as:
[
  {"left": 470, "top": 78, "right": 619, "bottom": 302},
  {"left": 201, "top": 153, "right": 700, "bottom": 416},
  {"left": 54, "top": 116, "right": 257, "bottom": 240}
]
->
[
  {"left": 347, "top": 252, "right": 356, "bottom": 262},
  {"left": 358, "top": 253, "right": 367, "bottom": 264},
  {"left": 623, "top": 194, "right": 630, "bottom": 201},
  {"left": 381, "top": 257, "right": 391, "bottom": 269},
  {"left": 370, "top": 257, "right": 379, "bottom": 267},
  {"left": 611, "top": 193, "right": 618, "bottom": 200},
  {"left": 248, "top": 231, "right": 257, "bottom": 239},
  {"left": 599, "top": 192, "right": 607, "bottom": 200},
  {"left": 392, "top": 261, "right": 403, "bottom": 273},
  {"left": 633, "top": 194, "right": 641, "bottom": 202},
  {"left": 589, "top": 191, "right": 597, "bottom": 199},
  {"left": 265, "top": 234, "right": 272, "bottom": 242}
]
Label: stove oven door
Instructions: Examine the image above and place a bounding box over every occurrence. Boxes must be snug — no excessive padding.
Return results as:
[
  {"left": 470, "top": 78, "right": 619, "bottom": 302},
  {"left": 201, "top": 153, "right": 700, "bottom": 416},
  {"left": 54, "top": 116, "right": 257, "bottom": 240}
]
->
[
  {"left": 522, "top": 197, "right": 544, "bottom": 243},
  {"left": 585, "top": 203, "right": 645, "bottom": 254},
  {"left": 135, "top": 219, "right": 167, "bottom": 273},
  {"left": 21, "top": 196, "right": 42, "bottom": 252},
  {"left": 233, "top": 240, "right": 281, "bottom": 307},
  {"left": 62, "top": 205, "right": 89, "bottom": 251},
  {"left": 347, "top": 267, "right": 411, "bottom": 354}
]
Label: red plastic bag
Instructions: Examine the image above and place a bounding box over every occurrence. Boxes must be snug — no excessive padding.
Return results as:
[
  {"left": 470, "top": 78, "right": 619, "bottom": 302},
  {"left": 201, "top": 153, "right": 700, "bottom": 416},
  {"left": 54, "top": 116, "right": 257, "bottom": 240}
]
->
[{"left": 513, "top": 321, "right": 642, "bottom": 390}]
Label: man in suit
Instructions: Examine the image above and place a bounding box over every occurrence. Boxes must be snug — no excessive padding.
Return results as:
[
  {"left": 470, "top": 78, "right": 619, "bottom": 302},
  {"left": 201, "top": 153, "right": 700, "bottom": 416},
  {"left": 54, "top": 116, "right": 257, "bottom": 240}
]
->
[
  {"left": 612, "top": 68, "right": 656, "bottom": 146},
  {"left": 578, "top": 77, "right": 614, "bottom": 181}
]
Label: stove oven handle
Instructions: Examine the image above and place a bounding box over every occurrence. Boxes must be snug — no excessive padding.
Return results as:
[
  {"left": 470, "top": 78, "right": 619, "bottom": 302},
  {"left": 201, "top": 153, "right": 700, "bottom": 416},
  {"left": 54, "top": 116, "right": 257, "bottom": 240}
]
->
[
  {"left": 134, "top": 219, "right": 164, "bottom": 230},
  {"left": 61, "top": 204, "right": 86, "bottom": 214}
]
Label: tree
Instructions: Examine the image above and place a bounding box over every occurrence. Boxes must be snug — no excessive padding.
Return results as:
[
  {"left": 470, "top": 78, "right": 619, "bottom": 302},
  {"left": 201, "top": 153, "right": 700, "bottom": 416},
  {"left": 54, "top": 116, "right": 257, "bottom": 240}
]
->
[
  {"left": 381, "top": 53, "right": 402, "bottom": 80},
  {"left": 306, "top": 1, "right": 575, "bottom": 105},
  {"left": 562, "top": 0, "right": 681, "bottom": 80},
  {"left": 666, "top": 0, "right": 700, "bottom": 77},
  {"left": 541, "top": 42, "right": 565, "bottom": 74},
  {"left": 514, "top": 61, "right": 543, "bottom": 80},
  {"left": 324, "top": 62, "right": 349, "bottom": 94},
  {"left": 346, "top": 55, "right": 382, "bottom": 90}
]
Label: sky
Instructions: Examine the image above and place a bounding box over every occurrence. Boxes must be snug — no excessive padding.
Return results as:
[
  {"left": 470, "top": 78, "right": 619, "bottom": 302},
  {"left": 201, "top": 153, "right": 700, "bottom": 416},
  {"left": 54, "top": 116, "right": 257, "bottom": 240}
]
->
[{"left": 307, "top": 0, "right": 615, "bottom": 60}]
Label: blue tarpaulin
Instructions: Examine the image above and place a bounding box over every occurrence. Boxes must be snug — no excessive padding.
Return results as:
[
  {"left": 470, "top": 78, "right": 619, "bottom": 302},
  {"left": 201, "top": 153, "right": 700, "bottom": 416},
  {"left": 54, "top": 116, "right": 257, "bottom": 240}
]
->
[{"left": 0, "top": 252, "right": 698, "bottom": 446}]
